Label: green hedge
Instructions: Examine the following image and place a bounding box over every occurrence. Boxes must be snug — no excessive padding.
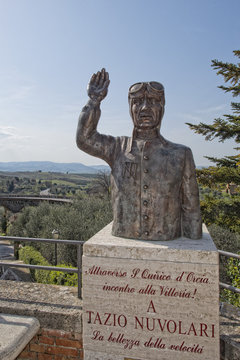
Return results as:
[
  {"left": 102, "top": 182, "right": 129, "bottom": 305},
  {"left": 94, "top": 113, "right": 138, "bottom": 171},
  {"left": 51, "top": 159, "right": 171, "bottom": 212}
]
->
[
  {"left": 19, "top": 246, "right": 78, "bottom": 286},
  {"left": 222, "top": 254, "right": 240, "bottom": 307},
  {"left": 200, "top": 195, "right": 240, "bottom": 233},
  {"left": 208, "top": 225, "right": 240, "bottom": 307}
]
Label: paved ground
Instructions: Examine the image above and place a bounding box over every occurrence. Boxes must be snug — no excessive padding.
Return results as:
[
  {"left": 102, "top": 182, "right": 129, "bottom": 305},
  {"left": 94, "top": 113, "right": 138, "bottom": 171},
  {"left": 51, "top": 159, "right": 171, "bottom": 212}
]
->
[
  {"left": 0, "top": 240, "right": 32, "bottom": 281},
  {"left": 0, "top": 240, "right": 14, "bottom": 260}
]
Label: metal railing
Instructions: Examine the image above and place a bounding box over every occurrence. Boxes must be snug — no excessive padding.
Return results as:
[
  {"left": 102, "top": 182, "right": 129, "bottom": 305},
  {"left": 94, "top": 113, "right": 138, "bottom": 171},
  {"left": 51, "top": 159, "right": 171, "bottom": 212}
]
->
[
  {"left": 0, "top": 236, "right": 239, "bottom": 298},
  {"left": 0, "top": 235, "right": 84, "bottom": 298},
  {"left": 218, "top": 250, "right": 240, "bottom": 295}
]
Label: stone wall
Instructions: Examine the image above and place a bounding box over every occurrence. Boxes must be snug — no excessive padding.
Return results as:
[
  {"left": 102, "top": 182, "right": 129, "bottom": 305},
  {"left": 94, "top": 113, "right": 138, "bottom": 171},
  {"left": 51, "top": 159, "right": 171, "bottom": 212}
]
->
[{"left": 0, "top": 280, "right": 83, "bottom": 360}]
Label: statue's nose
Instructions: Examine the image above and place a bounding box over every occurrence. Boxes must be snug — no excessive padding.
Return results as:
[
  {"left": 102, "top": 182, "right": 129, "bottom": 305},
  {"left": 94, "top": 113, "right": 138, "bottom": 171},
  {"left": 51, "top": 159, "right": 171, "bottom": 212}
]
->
[{"left": 141, "top": 97, "right": 149, "bottom": 110}]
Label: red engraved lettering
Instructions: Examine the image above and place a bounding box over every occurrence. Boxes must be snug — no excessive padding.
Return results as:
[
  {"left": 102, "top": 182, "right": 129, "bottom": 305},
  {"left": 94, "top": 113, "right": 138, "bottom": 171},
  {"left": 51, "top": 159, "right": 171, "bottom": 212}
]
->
[
  {"left": 147, "top": 300, "right": 156, "bottom": 313},
  {"left": 157, "top": 319, "right": 167, "bottom": 332},
  {"left": 187, "top": 323, "right": 197, "bottom": 336},
  {"left": 135, "top": 316, "right": 143, "bottom": 330},
  {"left": 131, "top": 268, "right": 140, "bottom": 278},
  {"left": 118, "top": 314, "right": 127, "bottom": 327},
  {"left": 87, "top": 265, "right": 127, "bottom": 277},
  {"left": 146, "top": 318, "right": 155, "bottom": 331},
  {"left": 170, "top": 341, "right": 203, "bottom": 353},
  {"left": 104, "top": 313, "right": 111, "bottom": 326},
  {"left": 186, "top": 272, "right": 209, "bottom": 284},
  {"left": 211, "top": 324, "right": 215, "bottom": 338},
  {"left": 113, "top": 313, "right": 117, "bottom": 327},
  {"left": 141, "top": 269, "right": 171, "bottom": 280},
  {"left": 86, "top": 310, "right": 94, "bottom": 323},
  {"left": 200, "top": 323, "right": 209, "bottom": 337},
  {"left": 176, "top": 271, "right": 185, "bottom": 281},
  {"left": 186, "top": 272, "right": 194, "bottom": 282},
  {"left": 94, "top": 312, "right": 102, "bottom": 325},
  {"left": 179, "top": 321, "right": 187, "bottom": 335},
  {"left": 167, "top": 320, "right": 177, "bottom": 334},
  {"left": 91, "top": 330, "right": 104, "bottom": 341}
]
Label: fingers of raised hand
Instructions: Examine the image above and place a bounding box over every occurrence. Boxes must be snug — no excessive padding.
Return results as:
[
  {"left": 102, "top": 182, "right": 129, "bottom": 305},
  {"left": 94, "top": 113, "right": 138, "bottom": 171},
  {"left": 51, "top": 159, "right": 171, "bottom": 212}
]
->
[
  {"left": 91, "top": 68, "right": 108, "bottom": 87},
  {"left": 98, "top": 68, "right": 106, "bottom": 87},
  {"left": 89, "top": 73, "right": 97, "bottom": 86},
  {"left": 102, "top": 70, "right": 110, "bottom": 89},
  {"left": 95, "top": 71, "right": 101, "bottom": 85},
  {"left": 88, "top": 68, "right": 109, "bottom": 100},
  {"left": 89, "top": 70, "right": 102, "bottom": 87},
  {"left": 103, "top": 79, "right": 110, "bottom": 92}
]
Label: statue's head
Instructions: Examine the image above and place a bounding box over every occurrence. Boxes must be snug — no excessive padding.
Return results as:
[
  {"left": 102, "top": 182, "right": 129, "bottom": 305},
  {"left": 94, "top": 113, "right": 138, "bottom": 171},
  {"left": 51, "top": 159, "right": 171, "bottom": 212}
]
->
[{"left": 128, "top": 82, "right": 165, "bottom": 132}]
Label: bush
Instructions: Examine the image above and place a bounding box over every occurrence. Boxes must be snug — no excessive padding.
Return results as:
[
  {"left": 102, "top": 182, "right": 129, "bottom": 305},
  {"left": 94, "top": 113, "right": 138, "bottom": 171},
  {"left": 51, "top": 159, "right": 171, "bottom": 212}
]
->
[
  {"left": 208, "top": 224, "right": 240, "bottom": 254},
  {"left": 207, "top": 224, "right": 240, "bottom": 307},
  {"left": 48, "top": 265, "right": 78, "bottom": 286},
  {"left": 19, "top": 246, "right": 78, "bottom": 286},
  {"left": 19, "top": 245, "right": 50, "bottom": 283},
  {"left": 200, "top": 195, "right": 240, "bottom": 233},
  {"left": 221, "top": 254, "right": 240, "bottom": 307}
]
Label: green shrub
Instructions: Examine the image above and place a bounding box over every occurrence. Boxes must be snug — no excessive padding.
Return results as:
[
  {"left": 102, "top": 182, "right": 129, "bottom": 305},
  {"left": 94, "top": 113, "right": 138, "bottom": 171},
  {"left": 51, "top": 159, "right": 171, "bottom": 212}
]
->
[
  {"left": 48, "top": 265, "right": 78, "bottom": 286},
  {"left": 19, "top": 245, "right": 50, "bottom": 283},
  {"left": 208, "top": 224, "right": 240, "bottom": 254},
  {"left": 207, "top": 225, "right": 240, "bottom": 307},
  {"left": 19, "top": 246, "right": 78, "bottom": 286},
  {"left": 201, "top": 195, "right": 240, "bottom": 233},
  {"left": 221, "top": 254, "right": 240, "bottom": 307}
]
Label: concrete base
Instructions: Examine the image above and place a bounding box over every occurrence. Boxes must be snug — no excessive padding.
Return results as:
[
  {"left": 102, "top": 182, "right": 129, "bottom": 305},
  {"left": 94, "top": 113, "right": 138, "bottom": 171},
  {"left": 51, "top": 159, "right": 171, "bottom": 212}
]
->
[
  {"left": 83, "top": 223, "right": 220, "bottom": 360},
  {"left": 0, "top": 313, "right": 40, "bottom": 360}
]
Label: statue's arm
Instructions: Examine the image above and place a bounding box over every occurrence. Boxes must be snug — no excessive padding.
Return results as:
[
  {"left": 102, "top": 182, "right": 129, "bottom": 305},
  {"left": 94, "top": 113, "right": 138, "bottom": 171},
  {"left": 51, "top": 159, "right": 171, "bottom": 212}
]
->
[
  {"left": 181, "top": 148, "right": 202, "bottom": 239},
  {"left": 76, "top": 69, "right": 116, "bottom": 166}
]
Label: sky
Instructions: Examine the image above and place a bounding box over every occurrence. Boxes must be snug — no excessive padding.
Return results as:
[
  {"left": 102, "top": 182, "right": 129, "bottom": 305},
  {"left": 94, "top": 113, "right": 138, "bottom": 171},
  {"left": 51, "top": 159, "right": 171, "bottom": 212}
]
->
[{"left": 0, "top": 0, "right": 239, "bottom": 167}]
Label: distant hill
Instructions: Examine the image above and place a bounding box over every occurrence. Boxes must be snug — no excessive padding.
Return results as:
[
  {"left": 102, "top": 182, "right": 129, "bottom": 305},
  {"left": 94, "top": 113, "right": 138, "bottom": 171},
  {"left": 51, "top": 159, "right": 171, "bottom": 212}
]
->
[{"left": 0, "top": 161, "right": 110, "bottom": 174}]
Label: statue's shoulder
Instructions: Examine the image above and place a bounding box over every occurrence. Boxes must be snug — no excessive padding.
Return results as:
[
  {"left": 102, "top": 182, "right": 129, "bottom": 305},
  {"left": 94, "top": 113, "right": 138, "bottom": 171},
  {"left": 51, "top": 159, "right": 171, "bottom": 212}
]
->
[
  {"left": 115, "top": 136, "right": 131, "bottom": 149},
  {"left": 162, "top": 137, "right": 191, "bottom": 154}
]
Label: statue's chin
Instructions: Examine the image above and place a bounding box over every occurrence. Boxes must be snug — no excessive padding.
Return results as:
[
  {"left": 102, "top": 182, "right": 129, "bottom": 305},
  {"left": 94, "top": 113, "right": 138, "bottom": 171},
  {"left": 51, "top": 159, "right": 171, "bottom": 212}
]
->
[{"left": 135, "top": 120, "right": 158, "bottom": 130}]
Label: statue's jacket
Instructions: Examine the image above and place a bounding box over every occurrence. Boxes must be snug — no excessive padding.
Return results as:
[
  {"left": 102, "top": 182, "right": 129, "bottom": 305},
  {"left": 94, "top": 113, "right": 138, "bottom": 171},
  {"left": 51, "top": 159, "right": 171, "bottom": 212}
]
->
[{"left": 77, "top": 103, "right": 202, "bottom": 241}]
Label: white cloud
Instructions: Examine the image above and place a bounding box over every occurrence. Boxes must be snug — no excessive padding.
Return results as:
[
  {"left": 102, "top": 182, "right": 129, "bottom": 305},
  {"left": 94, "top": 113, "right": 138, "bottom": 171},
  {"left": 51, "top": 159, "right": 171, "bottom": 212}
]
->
[
  {"left": 174, "top": 103, "right": 229, "bottom": 124},
  {"left": 0, "top": 126, "right": 31, "bottom": 141},
  {"left": 195, "top": 104, "right": 227, "bottom": 114},
  {"left": 176, "top": 113, "right": 202, "bottom": 123}
]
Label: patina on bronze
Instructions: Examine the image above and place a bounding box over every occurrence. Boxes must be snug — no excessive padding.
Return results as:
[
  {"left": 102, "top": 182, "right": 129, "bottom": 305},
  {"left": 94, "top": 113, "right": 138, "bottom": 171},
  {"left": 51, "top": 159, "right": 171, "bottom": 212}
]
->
[{"left": 76, "top": 68, "right": 202, "bottom": 241}]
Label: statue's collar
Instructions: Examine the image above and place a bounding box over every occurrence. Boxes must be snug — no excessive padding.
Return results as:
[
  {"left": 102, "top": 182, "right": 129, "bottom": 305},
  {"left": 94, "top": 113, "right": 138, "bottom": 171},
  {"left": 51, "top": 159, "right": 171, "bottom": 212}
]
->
[
  {"left": 133, "top": 128, "right": 159, "bottom": 140},
  {"left": 126, "top": 129, "right": 166, "bottom": 153}
]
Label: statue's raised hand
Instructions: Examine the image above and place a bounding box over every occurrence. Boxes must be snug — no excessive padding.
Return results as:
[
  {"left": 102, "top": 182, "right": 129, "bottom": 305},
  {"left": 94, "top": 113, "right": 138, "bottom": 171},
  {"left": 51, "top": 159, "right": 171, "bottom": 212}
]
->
[{"left": 87, "top": 68, "right": 110, "bottom": 102}]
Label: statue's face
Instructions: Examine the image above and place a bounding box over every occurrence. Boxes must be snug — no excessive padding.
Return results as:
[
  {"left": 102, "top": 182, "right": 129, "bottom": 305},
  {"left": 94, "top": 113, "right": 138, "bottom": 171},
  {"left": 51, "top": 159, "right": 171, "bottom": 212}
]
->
[{"left": 128, "top": 82, "right": 165, "bottom": 130}]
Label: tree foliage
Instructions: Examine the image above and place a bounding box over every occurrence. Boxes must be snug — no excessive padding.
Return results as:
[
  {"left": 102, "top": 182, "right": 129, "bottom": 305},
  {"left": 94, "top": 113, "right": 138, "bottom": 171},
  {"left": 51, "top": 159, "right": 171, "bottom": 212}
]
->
[
  {"left": 187, "top": 51, "right": 240, "bottom": 306},
  {"left": 200, "top": 194, "right": 240, "bottom": 233},
  {"left": 9, "top": 193, "right": 113, "bottom": 266},
  {"left": 222, "top": 255, "right": 240, "bottom": 307},
  {"left": 186, "top": 50, "right": 240, "bottom": 185},
  {"left": 196, "top": 167, "right": 240, "bottom": 187}
]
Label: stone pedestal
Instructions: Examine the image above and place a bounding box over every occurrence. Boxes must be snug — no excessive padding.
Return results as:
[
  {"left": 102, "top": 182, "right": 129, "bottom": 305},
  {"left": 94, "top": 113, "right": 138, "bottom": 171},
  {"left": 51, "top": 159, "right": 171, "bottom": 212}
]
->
[{"left": 83, "top": 223, "right": 220, "bottom": 360}]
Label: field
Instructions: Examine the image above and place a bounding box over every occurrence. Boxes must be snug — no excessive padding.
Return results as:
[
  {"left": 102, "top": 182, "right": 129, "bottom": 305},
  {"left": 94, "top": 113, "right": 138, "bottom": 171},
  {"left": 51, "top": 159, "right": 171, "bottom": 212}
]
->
[{"left": 0, "top": 171, "right": 97, "bottom": 197}]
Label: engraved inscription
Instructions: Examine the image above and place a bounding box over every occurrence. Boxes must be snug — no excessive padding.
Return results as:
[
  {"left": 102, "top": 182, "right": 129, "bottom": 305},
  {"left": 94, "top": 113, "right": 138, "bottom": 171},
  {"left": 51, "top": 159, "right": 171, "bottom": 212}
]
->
[
  {"left": 122, "top": 162, "right": 138, "bottom": 179},
  {"left": 83, "top": 257, "right": 219, "bottom": 359}
]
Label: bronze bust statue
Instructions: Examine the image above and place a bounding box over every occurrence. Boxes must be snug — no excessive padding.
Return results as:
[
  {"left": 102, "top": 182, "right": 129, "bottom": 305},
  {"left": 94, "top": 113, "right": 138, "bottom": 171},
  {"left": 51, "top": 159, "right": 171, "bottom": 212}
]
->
[{"left": 76, "top": 68, "right": 202, "bottom": 241}]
